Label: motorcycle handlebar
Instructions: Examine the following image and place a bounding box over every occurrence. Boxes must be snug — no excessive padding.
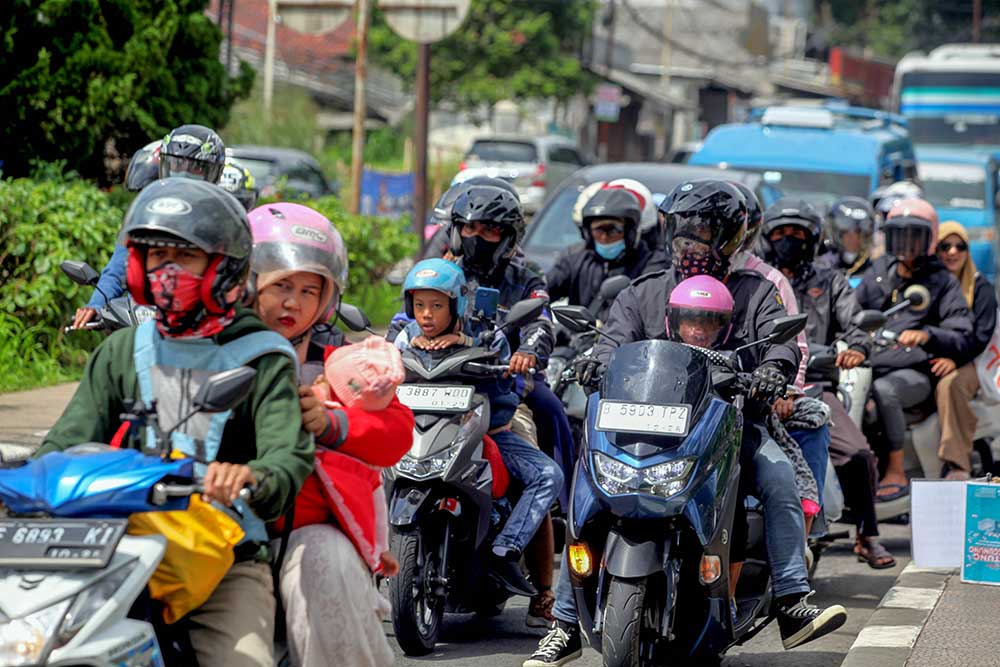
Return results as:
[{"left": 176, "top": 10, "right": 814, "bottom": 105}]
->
[
  {"left": 463, "top": 362, "right": 536, "bottom": 376},
  {"left": 64, "top": 321, "right": 104, "bottom": 333},
  {"left": 151, "top": 481, "right": 254, "bottom": 506}
]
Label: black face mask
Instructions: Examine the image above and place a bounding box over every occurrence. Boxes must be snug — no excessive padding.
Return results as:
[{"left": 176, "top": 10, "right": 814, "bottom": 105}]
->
[
  {"left": 770, "top": 236, "right": 811, "bottom": 270},
  {"left": 461, "top": 235, "right": 504, "bottom": 277}
]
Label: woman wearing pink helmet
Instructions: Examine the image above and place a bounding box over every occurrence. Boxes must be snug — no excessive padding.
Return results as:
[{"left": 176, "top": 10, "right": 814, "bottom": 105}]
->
[
  {"left": 855, "top": 198, "right": 975, "bottom": 501},
  {"left": 666, "top": 274, "right": 735, "bottom": 348},
  {"left": 248, "top": 203, "right": 414, "bottom": 667}
]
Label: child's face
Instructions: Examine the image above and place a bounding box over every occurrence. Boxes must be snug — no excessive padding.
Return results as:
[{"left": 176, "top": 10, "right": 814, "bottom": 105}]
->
[
  {"left": 411, "top": 289, "right": 452, "bottom": 338},
  {"left": 145, "top": 246, "right": 210, "bottom": 275},
  {"left": 678, "top": 316, "right": 724, "bottom": 348},
  {"left": 257, "top": 271, "right": 325, "bottom": 341}
]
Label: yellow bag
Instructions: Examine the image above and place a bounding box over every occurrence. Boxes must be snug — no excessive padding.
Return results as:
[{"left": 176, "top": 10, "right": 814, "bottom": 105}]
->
[{"left": 128, "top": 494, "right": 245, "bottom": 624}]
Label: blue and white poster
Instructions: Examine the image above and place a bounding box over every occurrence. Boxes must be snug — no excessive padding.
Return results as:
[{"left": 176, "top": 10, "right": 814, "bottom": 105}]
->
[
  {"left": 962, "top": 482, "right": 1000, "bottom": 586},
  {"left": 360, "top": 169, "right": 414, "bottom": 220}
]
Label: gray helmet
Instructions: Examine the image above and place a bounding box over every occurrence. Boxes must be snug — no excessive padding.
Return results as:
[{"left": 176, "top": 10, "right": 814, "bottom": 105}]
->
[{"left": 158, "top": 124, "right": 227, "bottom": 184}]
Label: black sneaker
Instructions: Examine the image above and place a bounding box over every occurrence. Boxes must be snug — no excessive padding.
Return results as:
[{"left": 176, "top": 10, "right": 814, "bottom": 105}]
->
[
  {"left": 523, "top": 620, "right": 583, "bottom": 667},
  {"left": 489, "top": 552, "right": 537, "bottom": 597},
  {"left": 776, "top": 591, "right": 847, "bottom": 649}
]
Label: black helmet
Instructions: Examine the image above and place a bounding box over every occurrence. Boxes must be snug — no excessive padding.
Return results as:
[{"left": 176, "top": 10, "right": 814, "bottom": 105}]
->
[
  {"left": 760, "top": 198, "right": 824, "bottom": 270},
  {"left": 159, "top": 124, "right": 226, "bottom": 184},
  {"left": 829, "top": 196, "right": 875, "bottom": 239},
  {"left": 432, "top": 176, "right": 518, "bottom": 225},
  {"left": 449, "top": 186, "right": 525, "bottom": 276},
  {"left": 730, "top": 182, "right": 763, "bottom": 253},
  {"left": 122, "top": 178, "right": 251, "bottom": 313},
  {"left": 124, "top": 140, "right": 162, "bottom": 192},
  {"left": 581, "top": 187, "right": 642, "bottom": 248},
  {"left": 665, "top": 180, "right": 748, "bottom": 280}
]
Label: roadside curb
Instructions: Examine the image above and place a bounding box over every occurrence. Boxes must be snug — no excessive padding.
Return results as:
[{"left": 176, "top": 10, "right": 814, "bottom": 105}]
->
[{"left": 839, "top": 562, "right": 955, "bottom": 667}]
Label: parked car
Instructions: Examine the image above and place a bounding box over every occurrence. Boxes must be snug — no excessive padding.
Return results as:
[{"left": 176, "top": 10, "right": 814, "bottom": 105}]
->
[
  {"left": 665, "top": 141, "right": 702, "bottom": 164},
  {"left": 521, "top": 162, "right": 776, "bottom": 275},
  {"left": 228, "top": 145, "right": 338, "bottom": 200},
  {"left": 459, "top": 135, "right": 590, "bottom": 214}
]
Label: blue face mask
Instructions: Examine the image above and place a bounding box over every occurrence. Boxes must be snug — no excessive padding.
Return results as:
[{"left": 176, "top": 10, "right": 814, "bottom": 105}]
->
[{"left": 595, "top": 239, "right": 626, "bottom": 260}]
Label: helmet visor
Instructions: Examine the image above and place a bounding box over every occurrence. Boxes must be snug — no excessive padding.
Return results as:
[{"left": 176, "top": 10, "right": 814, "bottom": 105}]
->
[
  {"left": 159, "top": 155, "right": 224, "bottom": 184},
  {"left": 668, "top": 307, "right": 732, "bottom": 348},
  {"left": 251, "top": 240, "right": 346, "bottom": 293},
  {"left": 886, "top": 226, "right": 930, "bottom": 262},
  {"left": 670, "top": 211, "right": 745, "bottom": 258}
]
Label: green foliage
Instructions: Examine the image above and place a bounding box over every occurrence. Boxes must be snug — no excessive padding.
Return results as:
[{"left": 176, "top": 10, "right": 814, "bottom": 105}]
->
[
  {"left": 0, "top": 0, "right": 254, "bottom": 183},
  {"left": 369, "top": 0, "right": 596, "bottom": 111},
  {"left": 223, "top": 81, "right": 321, "bottom": 153},
  {"left": 0, "top": 176, "right": 120, "bottom": 391}
]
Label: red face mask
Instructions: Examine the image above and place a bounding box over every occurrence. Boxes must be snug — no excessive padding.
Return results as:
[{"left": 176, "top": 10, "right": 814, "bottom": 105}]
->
[{"left": 147, "top": 262, "right": 233, "bottom": 338}]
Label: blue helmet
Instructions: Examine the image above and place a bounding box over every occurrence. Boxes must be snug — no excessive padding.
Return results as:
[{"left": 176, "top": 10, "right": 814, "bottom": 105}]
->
[{"left": 403, "top": 258, "right": 468, "bottom": 319}]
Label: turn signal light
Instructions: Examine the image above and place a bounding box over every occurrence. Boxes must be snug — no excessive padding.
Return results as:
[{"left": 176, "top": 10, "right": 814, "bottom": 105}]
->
[
  {"left": 568, "top": 543, "right": 593, "bottom": 578},
  {"left": 700, "top": 555, "right": 722, "bottom": 584}
]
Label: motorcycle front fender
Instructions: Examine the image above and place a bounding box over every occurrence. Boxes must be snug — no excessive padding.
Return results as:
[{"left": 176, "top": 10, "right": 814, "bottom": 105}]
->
[
  {"left": 389, "top": 486, "right": 434, "bottom": 530},
  {"left": 604, "top": 528, "right": 671, "bottom": 579}
]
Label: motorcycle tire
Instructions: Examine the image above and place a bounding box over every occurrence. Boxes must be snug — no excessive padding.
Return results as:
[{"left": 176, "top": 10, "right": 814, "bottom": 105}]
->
[
  {"left": 603, "top": 576, "right": 653, "bottom": 667},
  {"left": 389, "top": 531, "right": 442, "bottom": 656}
]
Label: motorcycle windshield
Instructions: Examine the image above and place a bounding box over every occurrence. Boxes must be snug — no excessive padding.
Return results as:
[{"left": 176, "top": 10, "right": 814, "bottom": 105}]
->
[{"left": 602, "top": 340, "right": 711, "bottom": 410}]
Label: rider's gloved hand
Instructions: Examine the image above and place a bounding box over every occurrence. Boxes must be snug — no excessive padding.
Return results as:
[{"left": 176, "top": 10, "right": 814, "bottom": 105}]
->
[
  {"left": 574, "top": 356, "right": 605, "bottom": 388},
  {"left": 748, "top": 362, "right": 787, "bottom": 405}
]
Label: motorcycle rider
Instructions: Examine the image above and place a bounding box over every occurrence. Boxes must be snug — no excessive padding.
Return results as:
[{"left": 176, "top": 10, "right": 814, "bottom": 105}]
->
[
  {"left": 248, "top": 202, "right": 414, "bottom": 667},
  {"left": 220, "top": 159, "right": 259, "bottom": 212},
  {"left": 394, "top": 257, "right": 564, "bottom": 597},
  {"left": 545, "top": 184, "right": 662, "bottom": 315},
  {"left": 421, "top": 176, "right": 523, "bottom": 260},
  {"left": 855, "top": 198, "right": 974, "bottom": 500},
  {"left": 73, "top": 124, "right": 228, "bottom": 330},
  {"left": 760, "top": 198, "right": 895, "bottom": 568},
  {"left": 819, "top": 196, "right": 876, "bottom": 280},
  {"left": 36, "top": 178, "right": 314, "bottom": 667},
  {"left": 525, "top": 181, "right": 847, "bottom": 667}
]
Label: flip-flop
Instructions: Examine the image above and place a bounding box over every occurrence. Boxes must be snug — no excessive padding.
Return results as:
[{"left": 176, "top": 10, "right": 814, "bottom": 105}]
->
[
  {"left": 876, "top": 482, "right": 910, "bottom": 502},
  {"left": 855, "top": 540, "right": 896, "bottom": 570}
]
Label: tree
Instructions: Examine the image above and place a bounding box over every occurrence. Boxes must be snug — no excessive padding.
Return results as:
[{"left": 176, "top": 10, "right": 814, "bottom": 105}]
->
[
  {"left": 0, "top": 0, "right": 254, "bottom": 183},
  {"left": 368, "top": 0, "right": 596, "bottom": 112}
]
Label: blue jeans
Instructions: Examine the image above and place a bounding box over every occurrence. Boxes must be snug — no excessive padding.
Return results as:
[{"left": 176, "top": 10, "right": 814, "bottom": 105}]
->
[
  {"left": 87, "top": 244, "right": 128, "bottom": 308},
  {"left": 491, "top": 429, "right": 564, "bottom": 554},
  {"left": 789, "top": 425, "right": 830, "bottom": 501},
  {"left": 523, "top": 380, "right": 576, "bottom": 507}
]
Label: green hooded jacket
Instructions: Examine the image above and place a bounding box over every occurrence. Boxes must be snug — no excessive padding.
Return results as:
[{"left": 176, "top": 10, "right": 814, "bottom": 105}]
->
[{"left": 36, "top": 307, "right": 314, "bottom": 522}]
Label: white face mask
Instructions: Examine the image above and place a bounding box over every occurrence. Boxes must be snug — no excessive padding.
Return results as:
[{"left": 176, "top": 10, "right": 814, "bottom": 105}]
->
[{"left": 842, "top": 250, "right": 858, "bottom": 264}]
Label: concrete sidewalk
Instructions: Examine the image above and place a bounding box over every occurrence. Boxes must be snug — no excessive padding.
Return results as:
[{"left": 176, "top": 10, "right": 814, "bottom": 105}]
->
[
  {"left": 840, "top": 563, "right": 1000, "bottom": 667},
  {"left": 0, "top": 382, "right": 77, "bottom": 461}
]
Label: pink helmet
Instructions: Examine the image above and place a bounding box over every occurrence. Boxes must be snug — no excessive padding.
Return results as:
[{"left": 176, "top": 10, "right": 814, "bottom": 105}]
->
[
  {"left": 886, "top": 198, "right": 940, "bottom": 257},
  {"left": 667, "top": 275, "right": 735, "bottom": 348},
  {"left": 248, "top": 203, "right": 348, "bottom": 324}
]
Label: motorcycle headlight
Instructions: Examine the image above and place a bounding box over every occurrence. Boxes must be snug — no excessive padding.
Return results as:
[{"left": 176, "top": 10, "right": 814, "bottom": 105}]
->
[
  {"left": 545, "top": 358, "right": 568, "bottom": 386},
  {"left": 0, "top": 560, "right": 137, "bottom": 665},
  {"left": 593, "top": 452, "right": 694, "bottom": 498},
  {"left": 395, "top": 404, "right": 484, "bottom": 480}
]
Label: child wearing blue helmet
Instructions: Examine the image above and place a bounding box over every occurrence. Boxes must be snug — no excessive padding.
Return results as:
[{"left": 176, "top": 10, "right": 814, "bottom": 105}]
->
[{"left": 394, "top": 258, "right": 564, "bottom": 598}]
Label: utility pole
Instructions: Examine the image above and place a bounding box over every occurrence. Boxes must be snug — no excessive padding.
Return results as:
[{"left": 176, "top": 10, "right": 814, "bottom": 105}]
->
[
  {"left": 605, "top": 0, "right": 616, "bottom": 68},
  {"left": 263, "top": 0, "right": 277, "bottom": 117},
  {"left": 349, "top": 0, "right": 371, "bottom": 214},
  {"left": 973, "top": 0, "right": 982, "bottom": 43},
  {"left": 660, "top": 0, "right": 673, "bottom": 157},
  {"left": 226, "top": 0, "right": 236, "bottom": 75},
  {"left": 413, "top": 44, "right": 430, "bottom": 245}
]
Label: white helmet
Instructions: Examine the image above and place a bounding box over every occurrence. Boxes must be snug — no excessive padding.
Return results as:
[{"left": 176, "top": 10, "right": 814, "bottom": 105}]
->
[
  {"left": 605, "top": 178, "right": 657, "bottom": 232},
  {"left": 571, "top": 181, "right": 607, "bottom": 228}
]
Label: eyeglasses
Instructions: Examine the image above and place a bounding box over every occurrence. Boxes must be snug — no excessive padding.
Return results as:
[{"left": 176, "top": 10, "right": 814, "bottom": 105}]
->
[{"left": 938, "top": 241, "right": 968, "bottom": 253}]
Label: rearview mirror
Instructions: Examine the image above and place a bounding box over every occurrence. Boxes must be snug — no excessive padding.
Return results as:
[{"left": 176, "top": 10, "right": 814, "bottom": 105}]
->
[
  {"left": 337, "top": 303, "right": 373, "bottom": 332},
  {"left": 852, "top": 309, "right": 886, "bottom": 332},
  {"left": 193, "top": 367, "right": 257, "bottom": 414},
  {"left": 551, "top": 304, "right": 597, "bottom": 333},
  {"left": 61, "top": 260, "right": 100, "bottom": 287},
  {"left": 598, "top": 275, "right": 631, "bottom": 304},
  {"left": 767, "top": 314, "right": 807, "bottom": 345},
  {"left": 505, "top": 298, "right": 547, "bottom": 330}
]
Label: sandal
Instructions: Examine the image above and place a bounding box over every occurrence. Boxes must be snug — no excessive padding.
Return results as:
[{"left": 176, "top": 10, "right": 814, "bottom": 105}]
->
[
  {"left": 855, "top": 538, "right": 896, "bottom": 570},
  {"left": 876, "top": 481, "right": 910, "bottom": 502},
  {"left": 527, "top": 587, "right": 555, "bottom": 628}
]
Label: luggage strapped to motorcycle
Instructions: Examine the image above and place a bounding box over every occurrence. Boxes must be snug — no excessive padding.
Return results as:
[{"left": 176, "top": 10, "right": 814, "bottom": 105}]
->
[{"left": 132, "top": 319, "right": 300, "bottom": 544}]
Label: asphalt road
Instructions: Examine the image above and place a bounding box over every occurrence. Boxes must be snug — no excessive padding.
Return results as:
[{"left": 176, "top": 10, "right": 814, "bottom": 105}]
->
[{"left": 385, "top": 524, "right": 911, "bottom": 667}]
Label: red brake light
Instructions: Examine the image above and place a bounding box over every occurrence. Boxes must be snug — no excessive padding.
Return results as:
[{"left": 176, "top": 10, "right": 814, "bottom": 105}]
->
[
  {"left": 458, "top": 161, "right": 467, "bottom": 171},
  {"left": 532, "top": 164, "right": 546, "bottom": 188}
]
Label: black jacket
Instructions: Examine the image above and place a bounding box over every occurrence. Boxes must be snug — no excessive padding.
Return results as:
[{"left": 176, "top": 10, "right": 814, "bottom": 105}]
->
[
  {"left": 854, "top": 255, "right": 974, "bottom": 373},
  {"left": 547, "top": 242, "right": 663, "bottom": 314},
  {"left": 962, "top": 274, "right": 998, "bottom": 365},
  {"left": 817, "top": 248, "right": 872, "bottom": 279},
  {"left": 594, "top": 268, "right": 801, "bottom": 379},
  {"left": 790, "top": 262, "right": 870, "bottom": 353}
]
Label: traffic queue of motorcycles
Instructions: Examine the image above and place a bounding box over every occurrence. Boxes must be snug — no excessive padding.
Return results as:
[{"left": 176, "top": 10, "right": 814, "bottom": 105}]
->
[{"left": 0, "top": 121, "right": 997, "bottom": 667}]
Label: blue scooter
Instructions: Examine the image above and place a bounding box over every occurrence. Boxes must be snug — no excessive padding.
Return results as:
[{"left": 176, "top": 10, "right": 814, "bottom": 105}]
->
[{"left": 552, "top": 305, "right": 806, "bottom": 667}]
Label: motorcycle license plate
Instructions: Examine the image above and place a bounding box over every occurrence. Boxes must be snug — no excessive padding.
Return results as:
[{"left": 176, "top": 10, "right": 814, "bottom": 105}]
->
[
  {"left": 396, "top": 384, "right": 473, "bottom": 412},
  {"left": 595, "top": 400, "right": 691, "bottom": 437},
  {"left": 0, "top": 518, "right": 127, "bottom": 569}
]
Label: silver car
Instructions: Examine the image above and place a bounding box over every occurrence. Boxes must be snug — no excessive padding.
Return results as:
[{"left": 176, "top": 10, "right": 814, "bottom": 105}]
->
[{"left": 459, "top": 135, "right": 589, "bottom": 214}]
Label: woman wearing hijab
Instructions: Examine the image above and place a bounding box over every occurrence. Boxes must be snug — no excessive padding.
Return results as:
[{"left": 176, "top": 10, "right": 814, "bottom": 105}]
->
[{"left": 933, "top": 220, "right": 998, "bottom": 480}]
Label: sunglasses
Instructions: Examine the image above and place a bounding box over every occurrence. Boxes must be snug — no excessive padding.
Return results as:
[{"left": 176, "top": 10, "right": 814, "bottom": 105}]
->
[{"left": 938, "top": 241, "right": 968, "bottom": 253}]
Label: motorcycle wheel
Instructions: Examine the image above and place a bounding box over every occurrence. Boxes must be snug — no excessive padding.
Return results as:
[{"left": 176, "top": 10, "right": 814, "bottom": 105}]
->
[
  {"left": 603, "top": 576, "right": 656, "bottom": 667},
  {"left": 389, "top": 531, "right": 443, "bottom": 656}
]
